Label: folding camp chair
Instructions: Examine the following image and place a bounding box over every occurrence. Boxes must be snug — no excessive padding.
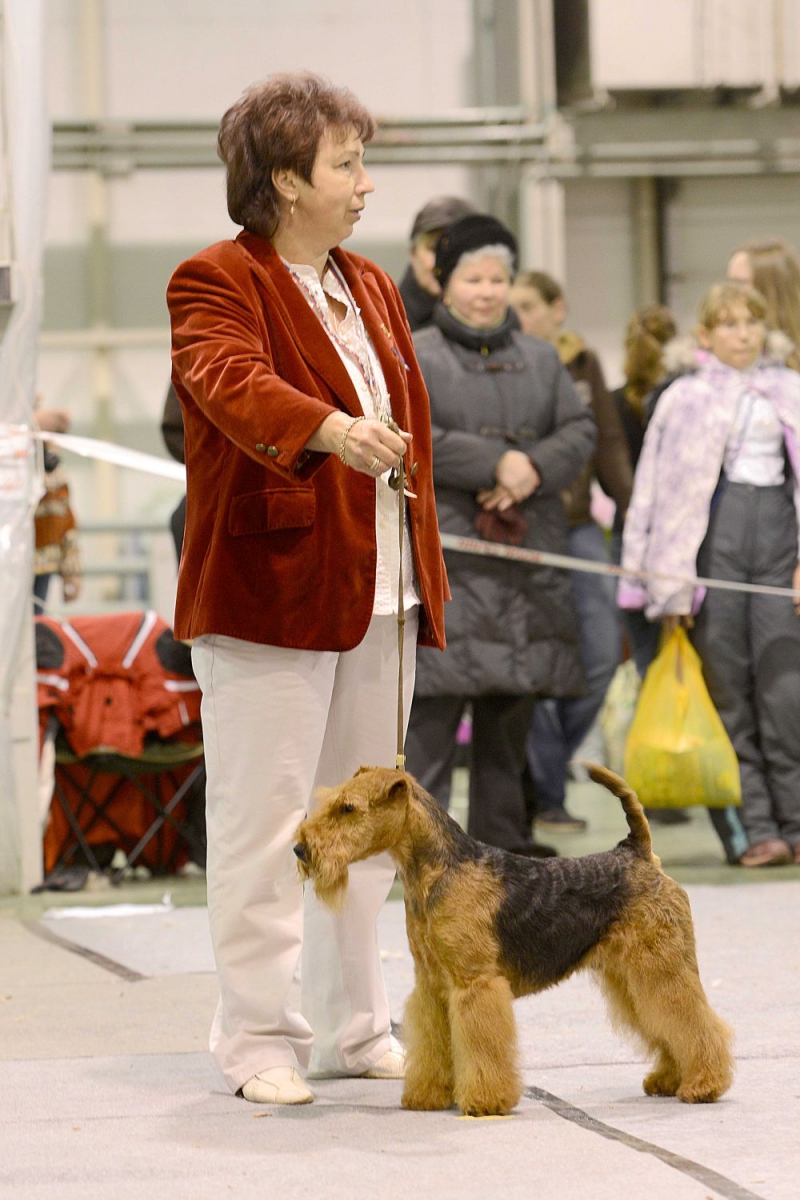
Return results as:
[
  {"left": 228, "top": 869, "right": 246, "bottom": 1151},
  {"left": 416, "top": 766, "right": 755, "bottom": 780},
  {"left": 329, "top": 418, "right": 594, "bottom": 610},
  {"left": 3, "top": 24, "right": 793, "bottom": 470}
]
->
[
  {"left": 49, "top": 733, "right": 206, "bottom": 883},
  {"left": 36, "top": 610, "right": 206, "bottom": 885}
]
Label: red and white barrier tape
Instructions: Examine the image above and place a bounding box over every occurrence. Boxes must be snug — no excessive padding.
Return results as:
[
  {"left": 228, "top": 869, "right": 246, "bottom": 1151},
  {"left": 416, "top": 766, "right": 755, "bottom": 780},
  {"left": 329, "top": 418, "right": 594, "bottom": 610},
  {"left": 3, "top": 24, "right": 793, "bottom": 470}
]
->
[
  {"left": 34, "top": 430, "right": 185, "bottom": 483},
  {"left": 439, "top": 533, "right": 800, "bottom": 602},
  {"left": 36, "top": 430, "right": 798, "bottom": 601}
]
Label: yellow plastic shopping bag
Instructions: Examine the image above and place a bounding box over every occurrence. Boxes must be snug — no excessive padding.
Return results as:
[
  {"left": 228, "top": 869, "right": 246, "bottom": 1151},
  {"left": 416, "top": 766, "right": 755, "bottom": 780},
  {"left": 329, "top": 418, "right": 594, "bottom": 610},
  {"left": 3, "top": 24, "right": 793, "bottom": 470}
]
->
[{"left": 623, "top": 628, "right": 741, "bottom": 808}]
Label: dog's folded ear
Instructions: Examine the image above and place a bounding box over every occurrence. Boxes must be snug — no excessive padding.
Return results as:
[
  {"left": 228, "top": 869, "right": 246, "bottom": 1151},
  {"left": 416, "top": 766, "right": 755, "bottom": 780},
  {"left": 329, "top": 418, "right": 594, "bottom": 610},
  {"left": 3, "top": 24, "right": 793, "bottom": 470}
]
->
[
  {"left": 353, "top": 765, "right": 379, "bottom": 777},
  {"left": 370, "top": 777, "right": 410, "bottom": 807}
]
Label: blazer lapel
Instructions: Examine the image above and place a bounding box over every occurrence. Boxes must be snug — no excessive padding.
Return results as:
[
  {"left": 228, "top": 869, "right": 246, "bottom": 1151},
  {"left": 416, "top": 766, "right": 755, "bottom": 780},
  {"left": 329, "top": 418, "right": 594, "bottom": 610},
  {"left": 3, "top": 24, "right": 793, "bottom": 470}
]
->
[
  {"left": 336, "top": 251, "right": 410, "bottom": 430},
  {"left": 235, "top": 232, "right": 363, "bottom": 417}
]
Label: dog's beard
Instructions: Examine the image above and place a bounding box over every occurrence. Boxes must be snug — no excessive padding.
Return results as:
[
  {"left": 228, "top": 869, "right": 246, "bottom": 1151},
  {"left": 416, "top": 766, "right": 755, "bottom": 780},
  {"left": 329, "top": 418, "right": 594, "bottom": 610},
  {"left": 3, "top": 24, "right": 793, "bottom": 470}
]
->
[
  {"left": 300, "top": 852, "right": 350, "bottom": 913},
  {"left": 314, "top": 872, "right": 349, "bottom": 913}
]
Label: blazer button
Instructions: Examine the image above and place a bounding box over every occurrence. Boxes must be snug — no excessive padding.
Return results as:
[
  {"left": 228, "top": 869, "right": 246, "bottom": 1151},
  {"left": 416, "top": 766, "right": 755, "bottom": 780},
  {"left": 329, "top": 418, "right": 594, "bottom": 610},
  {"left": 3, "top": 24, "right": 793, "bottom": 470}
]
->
[
  {"left": 255, "top": 443, "right": 267, "bottom": 453},
  {"left": 267, "top": 446, "right": 279, "bottom": 457}
]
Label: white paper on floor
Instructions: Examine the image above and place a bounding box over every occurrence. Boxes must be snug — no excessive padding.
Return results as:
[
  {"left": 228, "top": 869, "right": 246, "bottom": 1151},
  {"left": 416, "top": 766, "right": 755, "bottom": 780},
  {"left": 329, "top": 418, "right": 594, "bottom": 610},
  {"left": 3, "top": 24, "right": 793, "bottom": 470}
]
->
[
  {"left": 44, "top": 897, "right": 174, "bottom": 920},
  {"left": 40, "top": 904, "right": 216, "bottom": 976},
  {"left": 36, "top": 897, "right": 414, "bottom": 996}
]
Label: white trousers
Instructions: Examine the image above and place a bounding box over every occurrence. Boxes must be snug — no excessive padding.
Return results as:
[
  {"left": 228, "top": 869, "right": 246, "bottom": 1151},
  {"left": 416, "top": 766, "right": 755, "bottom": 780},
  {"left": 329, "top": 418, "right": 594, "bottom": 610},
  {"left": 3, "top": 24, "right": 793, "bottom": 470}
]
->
[{"left": 191, "top": 609, "right": 418, "bottom": 1093}]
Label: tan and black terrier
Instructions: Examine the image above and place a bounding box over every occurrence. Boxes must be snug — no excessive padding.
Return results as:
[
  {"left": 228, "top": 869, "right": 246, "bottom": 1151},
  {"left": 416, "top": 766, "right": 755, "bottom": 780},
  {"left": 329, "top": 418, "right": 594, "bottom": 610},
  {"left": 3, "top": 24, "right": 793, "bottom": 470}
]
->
[{"left": 294, "top": 764, "right": 734, "bottom": 1117}]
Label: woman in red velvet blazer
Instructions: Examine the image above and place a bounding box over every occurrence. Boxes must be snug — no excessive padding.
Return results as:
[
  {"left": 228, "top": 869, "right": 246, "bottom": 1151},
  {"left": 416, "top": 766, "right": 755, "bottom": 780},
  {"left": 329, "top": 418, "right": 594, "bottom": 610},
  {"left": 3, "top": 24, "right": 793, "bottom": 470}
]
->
[{"left": 167, "top": 74, "right": 447, "bottom": 1107}]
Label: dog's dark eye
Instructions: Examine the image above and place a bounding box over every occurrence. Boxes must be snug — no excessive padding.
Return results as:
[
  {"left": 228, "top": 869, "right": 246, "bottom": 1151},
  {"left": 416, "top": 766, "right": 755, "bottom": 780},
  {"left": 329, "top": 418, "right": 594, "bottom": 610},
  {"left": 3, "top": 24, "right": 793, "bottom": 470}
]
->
[{"left": 339, "top": 803, "right": 356, "bottom": 815}]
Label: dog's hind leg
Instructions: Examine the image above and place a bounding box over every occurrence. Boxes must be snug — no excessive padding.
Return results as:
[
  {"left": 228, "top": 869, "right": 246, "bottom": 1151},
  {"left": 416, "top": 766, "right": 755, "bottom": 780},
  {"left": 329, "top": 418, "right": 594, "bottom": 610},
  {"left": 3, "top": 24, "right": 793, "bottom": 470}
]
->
[
  {"left": 626, "top": 960, "right": 733, "bottom": 1103},
  {"left": 594, "top": 963, "right": 682, "bottom": 1097},
  {"left": 401, "top": 979, "right": 455, "bottom": 1111},
  {"left": 448, "top": 976, "right": 522, "bottom": 1117},
  {"left": 596, "top": 918, "right": 734, "bottom": 1104}
]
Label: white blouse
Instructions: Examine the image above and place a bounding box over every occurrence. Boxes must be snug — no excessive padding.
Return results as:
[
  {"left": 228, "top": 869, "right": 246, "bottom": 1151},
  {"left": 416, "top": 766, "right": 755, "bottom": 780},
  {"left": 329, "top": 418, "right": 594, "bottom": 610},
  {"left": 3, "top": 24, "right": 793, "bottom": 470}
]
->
[
  {"left": 285, "top": 259, "right": 419, "bottom": 615},
  {"left": 725, "top": 391, "right": 785, "bottom": 487}
]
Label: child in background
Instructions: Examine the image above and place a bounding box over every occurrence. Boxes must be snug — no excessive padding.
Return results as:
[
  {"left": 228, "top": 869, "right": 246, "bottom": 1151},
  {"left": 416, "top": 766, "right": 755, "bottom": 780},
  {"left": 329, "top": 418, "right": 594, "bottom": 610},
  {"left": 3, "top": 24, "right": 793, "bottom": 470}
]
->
[
  {"left": 621, "top": 281, "right": 800, "bottom": 867},
  {"left": 33, "top": 403, "right": 81, "bottom": 612}
]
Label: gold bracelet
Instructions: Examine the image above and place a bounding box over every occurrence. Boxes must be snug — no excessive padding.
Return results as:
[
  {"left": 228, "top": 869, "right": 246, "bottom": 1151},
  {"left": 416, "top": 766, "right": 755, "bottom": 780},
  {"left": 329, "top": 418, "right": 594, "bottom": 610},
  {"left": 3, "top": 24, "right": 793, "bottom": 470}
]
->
[{"left": 339, "top": 415, "right": 365, "bottom": 464}]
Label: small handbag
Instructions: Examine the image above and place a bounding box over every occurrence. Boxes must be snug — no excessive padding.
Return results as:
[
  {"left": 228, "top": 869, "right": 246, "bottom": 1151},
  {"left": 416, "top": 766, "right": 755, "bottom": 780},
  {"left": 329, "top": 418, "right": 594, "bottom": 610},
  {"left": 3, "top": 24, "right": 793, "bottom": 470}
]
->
[{"left": 473, "top": 505, "right": 528, "bottom": 546}]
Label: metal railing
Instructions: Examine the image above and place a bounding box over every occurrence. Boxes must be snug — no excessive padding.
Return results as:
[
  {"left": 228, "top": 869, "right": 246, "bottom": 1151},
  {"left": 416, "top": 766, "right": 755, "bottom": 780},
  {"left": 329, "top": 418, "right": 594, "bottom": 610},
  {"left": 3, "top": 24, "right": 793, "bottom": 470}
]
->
[{"left": 42, "top": 519, "right": 177, "bottom": 620}]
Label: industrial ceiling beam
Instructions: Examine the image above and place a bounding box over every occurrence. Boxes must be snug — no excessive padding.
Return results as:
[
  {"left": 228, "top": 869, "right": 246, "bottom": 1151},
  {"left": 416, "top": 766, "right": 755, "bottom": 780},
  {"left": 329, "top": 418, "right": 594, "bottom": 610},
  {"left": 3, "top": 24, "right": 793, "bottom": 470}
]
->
[{"left": 50, "top": 115, "right": 800, "bottom": 177}]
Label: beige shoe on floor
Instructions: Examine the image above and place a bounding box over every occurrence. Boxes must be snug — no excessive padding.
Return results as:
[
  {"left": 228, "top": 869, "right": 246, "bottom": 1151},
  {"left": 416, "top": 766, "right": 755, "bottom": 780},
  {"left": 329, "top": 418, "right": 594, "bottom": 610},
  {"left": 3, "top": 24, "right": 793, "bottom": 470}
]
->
[
  {"left": 241, "top": 1066, "right": 314, "bottom": 1105},
  {"left": 362, "top": 1035, "right": 406, "bottom": 1079}
]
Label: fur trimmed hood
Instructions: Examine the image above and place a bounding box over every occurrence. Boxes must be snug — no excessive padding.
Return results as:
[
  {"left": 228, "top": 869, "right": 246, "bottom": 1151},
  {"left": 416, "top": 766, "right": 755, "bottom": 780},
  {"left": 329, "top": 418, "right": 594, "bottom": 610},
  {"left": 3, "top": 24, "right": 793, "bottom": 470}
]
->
[
  {"left": 620, "top": 353, "right": 800, "bottom": 619},
  {"left": 662, "top": 329, "right": 796, "bottom": 376}
]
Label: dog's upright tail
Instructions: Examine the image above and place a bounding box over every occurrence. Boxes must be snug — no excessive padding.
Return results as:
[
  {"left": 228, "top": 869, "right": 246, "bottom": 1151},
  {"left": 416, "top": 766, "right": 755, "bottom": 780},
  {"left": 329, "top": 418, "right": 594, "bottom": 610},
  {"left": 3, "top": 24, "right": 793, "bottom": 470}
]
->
[{"left": 578, "top": 763, "right": 656, "bottom": 863}]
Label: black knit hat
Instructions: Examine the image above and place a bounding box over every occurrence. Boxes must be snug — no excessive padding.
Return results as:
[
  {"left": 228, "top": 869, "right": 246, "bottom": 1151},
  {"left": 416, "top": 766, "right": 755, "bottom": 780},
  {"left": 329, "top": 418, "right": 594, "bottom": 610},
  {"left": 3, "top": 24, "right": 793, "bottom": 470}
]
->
[{"left": 434, "top": 214, "right": 519, "bottom": 292}]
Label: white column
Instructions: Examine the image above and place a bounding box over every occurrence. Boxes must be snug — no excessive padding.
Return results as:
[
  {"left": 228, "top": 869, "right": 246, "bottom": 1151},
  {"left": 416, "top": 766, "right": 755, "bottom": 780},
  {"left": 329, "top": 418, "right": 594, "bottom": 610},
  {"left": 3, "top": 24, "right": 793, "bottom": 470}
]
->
[
  {"left": 515, "top": 0, "right": 566, "bottom": 282},
  {"left": 0, "top": 0, "right": 48, "bottom": 893},
  {"left": 518, "top": 167, "right": 566, "bottom": 281}
]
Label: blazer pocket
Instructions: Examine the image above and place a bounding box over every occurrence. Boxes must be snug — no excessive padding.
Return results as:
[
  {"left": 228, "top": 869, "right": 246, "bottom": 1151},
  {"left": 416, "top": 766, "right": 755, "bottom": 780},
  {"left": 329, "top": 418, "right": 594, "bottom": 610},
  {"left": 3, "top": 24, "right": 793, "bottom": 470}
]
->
[{"left": 228, "top": 488, "right": 316, "bottom": 536}]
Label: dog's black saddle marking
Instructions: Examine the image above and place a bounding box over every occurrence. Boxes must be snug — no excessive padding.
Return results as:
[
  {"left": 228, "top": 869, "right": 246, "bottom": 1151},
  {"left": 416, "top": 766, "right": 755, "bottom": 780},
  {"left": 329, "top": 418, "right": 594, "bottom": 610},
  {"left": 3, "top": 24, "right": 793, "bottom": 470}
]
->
[{"left": 492, "top": 849, "right": 635, "bottom": 988}]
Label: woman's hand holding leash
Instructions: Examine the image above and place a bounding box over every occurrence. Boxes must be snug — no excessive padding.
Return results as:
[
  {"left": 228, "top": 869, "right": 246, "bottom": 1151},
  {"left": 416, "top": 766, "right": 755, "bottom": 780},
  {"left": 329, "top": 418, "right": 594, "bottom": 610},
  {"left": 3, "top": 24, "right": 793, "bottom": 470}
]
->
[
  {"left": 344, "top": 415, "right": 411, "bottom": 476},
  {"left": 309, "top": 411, "right": 411, "bottom": 476}
]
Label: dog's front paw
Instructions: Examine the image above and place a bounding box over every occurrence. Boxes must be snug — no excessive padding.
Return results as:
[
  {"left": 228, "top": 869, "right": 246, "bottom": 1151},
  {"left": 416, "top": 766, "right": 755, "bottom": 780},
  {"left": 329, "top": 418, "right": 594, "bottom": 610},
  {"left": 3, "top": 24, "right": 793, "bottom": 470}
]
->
[
  {"left": 459, "top": 1099, "right": 515, "bottom": 1117},
  {"left": 677, "top": 1077, "right": 728, "bottom": 1104},
  {"left": 401, "top": 1084, "right": 454, "bottom": 1111},
  {"left": 643, "top": 1069, "right": 680, "bottom": 1097},
  {"left": 456, "top": 1086, "right": 521, "bottom": 1117}
]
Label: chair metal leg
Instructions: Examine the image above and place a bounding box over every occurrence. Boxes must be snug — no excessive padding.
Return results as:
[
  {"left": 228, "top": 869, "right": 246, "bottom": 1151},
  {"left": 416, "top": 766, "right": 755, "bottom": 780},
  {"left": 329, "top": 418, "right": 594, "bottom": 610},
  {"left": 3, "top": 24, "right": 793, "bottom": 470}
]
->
[
  {"left": 110, "top": 761, "right": 206, "bottom": 883},
  {"left": 55, "top": 766, "right": 136, "bottom": 870},
  {"left": 51, "top": 771, "right": 106, "bottom": 874}
]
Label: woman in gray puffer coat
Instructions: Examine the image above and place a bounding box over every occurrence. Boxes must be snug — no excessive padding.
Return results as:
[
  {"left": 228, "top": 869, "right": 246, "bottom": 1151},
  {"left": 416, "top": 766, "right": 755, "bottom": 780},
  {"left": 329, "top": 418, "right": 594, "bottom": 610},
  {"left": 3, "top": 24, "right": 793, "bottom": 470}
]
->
[{"left": 404, "top": 214, "right": 596, "bottom": 854}]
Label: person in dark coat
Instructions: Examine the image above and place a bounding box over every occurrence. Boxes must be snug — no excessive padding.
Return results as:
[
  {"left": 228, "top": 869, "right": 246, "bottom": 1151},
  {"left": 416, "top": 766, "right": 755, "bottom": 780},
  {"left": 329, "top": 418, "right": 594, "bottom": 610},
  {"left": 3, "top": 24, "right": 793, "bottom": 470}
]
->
[
  {"left": 160, "top": 382, "right": 187, "bottom": 561},
  {"left": 510, "top": 270, "right": 633, "bottom": 834},
  {"left": 404, "top": 214, "right": 597, "bottom": 855},
  {"left": 610, "top": 304, "right": 679, "bottom": 679},
  {"left": 398, "top": 195, "right": 475, "bottom": 330}
]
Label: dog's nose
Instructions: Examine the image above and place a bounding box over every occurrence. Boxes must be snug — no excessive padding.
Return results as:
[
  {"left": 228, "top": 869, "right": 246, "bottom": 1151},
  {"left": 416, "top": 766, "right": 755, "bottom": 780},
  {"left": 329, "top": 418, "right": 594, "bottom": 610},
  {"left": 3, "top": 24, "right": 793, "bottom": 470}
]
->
[{"left": 293, "top": 843, "right": 307, "bottom": 862}]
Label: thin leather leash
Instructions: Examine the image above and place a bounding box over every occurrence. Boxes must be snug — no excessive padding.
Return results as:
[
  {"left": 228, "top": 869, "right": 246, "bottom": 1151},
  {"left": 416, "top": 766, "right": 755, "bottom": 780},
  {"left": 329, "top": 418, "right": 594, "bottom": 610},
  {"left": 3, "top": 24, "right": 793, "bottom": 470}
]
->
[
  {"left": 388, "top": 442, "right": 416, "bottom": 771},
  {"left": 395, "top": 456, "right": 406, "bottom": 769}
]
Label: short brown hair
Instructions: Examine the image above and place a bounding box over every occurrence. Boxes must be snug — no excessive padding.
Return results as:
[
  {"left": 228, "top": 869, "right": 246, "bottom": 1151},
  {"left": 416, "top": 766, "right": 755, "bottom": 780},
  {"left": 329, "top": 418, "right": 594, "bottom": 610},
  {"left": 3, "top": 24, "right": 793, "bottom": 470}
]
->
[
  {"left": 217, "top": 73, "right": 376, "bottom": 238},
  {"left": 513, "top": 269, "right": 563, "bottom": 305},
  {"left": 698, "top": 281, "right": 767, "bottom": 330}
]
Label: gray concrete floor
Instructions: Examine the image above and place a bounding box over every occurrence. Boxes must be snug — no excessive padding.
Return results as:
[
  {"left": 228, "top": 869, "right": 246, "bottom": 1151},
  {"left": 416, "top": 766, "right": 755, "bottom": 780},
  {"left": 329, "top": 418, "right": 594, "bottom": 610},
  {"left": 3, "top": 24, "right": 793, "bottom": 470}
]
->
[{"left": 1, "top": 775, "right": 798, "bottom": 1199}]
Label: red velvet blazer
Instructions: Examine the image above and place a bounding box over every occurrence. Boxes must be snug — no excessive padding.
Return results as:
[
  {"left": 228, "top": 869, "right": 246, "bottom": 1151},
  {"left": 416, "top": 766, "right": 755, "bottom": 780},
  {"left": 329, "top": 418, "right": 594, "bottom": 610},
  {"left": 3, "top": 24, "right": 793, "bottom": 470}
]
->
[{"left": 167, "top": 231, "right": 448, "bottom": 651}]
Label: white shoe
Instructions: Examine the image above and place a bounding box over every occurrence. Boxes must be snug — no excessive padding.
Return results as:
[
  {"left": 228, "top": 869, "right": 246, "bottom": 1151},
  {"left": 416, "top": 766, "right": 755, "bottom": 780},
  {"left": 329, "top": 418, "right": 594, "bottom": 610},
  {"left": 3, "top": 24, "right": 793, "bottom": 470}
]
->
[
  {"left": 241, "top": 1066, "right": 314, "bottom": 1105},
  {"left": 362, "top": 1035, "right": 406, "bottom": 1079}
]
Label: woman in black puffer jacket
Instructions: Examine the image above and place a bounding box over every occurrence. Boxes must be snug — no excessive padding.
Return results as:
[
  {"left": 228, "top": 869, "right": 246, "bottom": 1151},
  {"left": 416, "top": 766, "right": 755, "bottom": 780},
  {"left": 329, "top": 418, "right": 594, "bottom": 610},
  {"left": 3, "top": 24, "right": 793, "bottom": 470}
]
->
[{"left": 405, "top": 214, "right": 596, "bottom": 854}]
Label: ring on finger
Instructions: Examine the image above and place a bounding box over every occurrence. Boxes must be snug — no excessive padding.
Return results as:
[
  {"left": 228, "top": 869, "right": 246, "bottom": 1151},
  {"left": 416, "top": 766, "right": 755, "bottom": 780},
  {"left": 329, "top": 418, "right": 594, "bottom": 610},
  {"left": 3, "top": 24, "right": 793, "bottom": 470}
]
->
[{"left": 371, "top": 455, "right": 382, "bottom": 472}]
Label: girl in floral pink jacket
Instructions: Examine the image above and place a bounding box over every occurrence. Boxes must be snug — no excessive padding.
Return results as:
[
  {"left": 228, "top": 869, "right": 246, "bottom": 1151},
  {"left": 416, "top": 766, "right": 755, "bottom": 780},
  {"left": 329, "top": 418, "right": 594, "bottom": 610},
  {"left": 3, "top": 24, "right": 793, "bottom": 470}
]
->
[{"left": 621, "top": 281, "right": 800, "bottom": 867}]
